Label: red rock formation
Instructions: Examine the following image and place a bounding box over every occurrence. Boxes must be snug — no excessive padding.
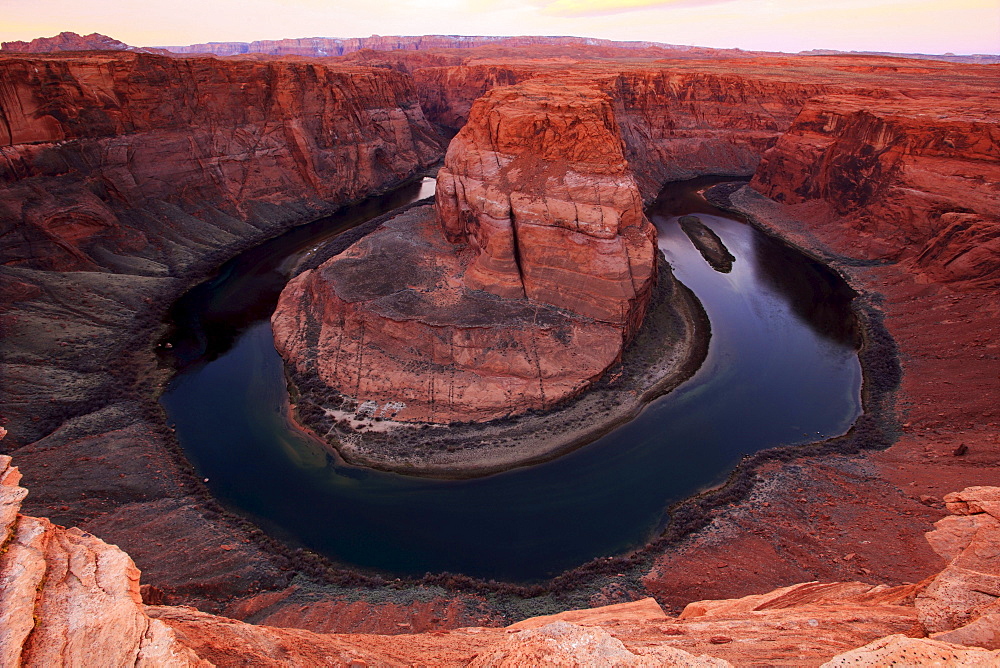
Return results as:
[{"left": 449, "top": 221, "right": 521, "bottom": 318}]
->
[
  {"left": 273, "top": 207, "right": 628, "bottom": 424},
  {"left": 413, "top": 65, "right": 536, "bottom": 131},
  {"left": 0, "top": 52, "right": 441, "bottom": 274},
  {"left": 0, "top": 31, "right": 141, "bottom": 53},
  {"left": 273, "top": 80, "right": 658, "bottom": 424},
  {"left": 0, "top": 50, "right": 445, "bottom": 614},
  {"left": 751, "top": 94, "right": 1000, "bottom": 286},
  {"left": 436, "top": 81, "right": 656, "bottom": 328},
  {"left": 918, "top": 486, "right": 1000, "bottom": 648},
  {"left": 0, "top": 450, "right": 206, "bottom": 666}
]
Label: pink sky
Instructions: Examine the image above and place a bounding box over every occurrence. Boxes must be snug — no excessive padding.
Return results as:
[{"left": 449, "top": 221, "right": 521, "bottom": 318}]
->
[{"left": 2, "top": 0, "right": 998, "bottom": 54}]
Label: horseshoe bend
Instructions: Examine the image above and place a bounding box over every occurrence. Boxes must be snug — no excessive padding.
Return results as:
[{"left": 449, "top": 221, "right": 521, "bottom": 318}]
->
[{"left": 1, "top": 33, "right": 999, "bottom": 665}]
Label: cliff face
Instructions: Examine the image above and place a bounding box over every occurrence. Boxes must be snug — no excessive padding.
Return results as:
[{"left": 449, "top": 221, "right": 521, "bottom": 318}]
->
[
  {"left": 751, "top": 95, "right": 1000, "bottom": 287},
  {"left": 435, "top": 81, "right": 656, "bottom": 329},
  {"left": 0, "top": 51, "right": 441, "bottom": 443},
  {"left": 605, "top": 71, "right": 838, "bottom": 200},
  {"left": 370, "top": 57, "right": 878, "bottom": 202},
  {"left": 273, "top": 207, "right": 627, "bottom": 424},
  {"left": 0, "top": 51, "right": 444, "bottom": 612},
  {"left": 412, "top": 65, "right": 535, "bottom": 131},
  {"left": 0, "top": 52, "right": 441, "bottom": 273}
]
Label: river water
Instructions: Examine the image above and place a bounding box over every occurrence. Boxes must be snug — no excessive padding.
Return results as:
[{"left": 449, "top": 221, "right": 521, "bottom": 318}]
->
[{"left": 160, "top": 177, "right": 862, "bottom": 582}]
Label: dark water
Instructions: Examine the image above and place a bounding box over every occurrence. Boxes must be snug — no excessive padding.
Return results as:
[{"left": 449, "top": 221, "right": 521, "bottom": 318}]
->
[{"left": 160, "top": 177, "right": 862, "bottom": 582}]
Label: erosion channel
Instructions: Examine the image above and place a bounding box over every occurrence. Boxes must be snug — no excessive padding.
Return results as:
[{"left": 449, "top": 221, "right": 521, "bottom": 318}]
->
[{"left": 159, "top": 176, "right": 862, "bottom": 582}]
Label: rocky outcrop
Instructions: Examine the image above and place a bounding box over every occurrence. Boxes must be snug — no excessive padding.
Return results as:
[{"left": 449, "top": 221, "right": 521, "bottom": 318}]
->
[
  {"left": 273, "top": 206, "right": 630, "bottom": 424},
  {"left": 917, "top": 486, "right": 1000, "bottom": 648},
  {"left": 435, "top": 81, "right": 656, "bottom": 329},
  {"left": 0, "top": 31, "right": 143, "bottom": 53},
  {"left": 0, "top": 447, "right": 206, "bottom": 666},
  {"left": 273, "top": 81, "right": 658, "bottom": 425},
  {"left": 751, "top": 94, "right": 1000, "bottom": 287}
]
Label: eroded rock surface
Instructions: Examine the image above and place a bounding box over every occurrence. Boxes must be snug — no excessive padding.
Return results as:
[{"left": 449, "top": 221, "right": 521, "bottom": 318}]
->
[
  {"left": 0, "top": 450, "right": 206, "bottom": 667},
  {"left": 0, "top": 51, "right": 442, "bottom": 610},
  {"left": 274, "top": 81, "right": 658, "bottom": 424},
  {"left": 752, "top": 94, "right": 1000, "bottom": 287},
  {"left": 918, "top": 486, "right": 1000, "bottom": 648}
]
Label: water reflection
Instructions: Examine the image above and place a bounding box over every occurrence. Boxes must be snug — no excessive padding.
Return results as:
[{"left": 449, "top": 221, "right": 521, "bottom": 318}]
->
[{"left": 160, "top": 177, "right": 863, "bottom": 582}]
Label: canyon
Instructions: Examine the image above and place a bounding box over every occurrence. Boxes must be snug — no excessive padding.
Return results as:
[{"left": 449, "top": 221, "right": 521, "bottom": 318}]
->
[{"left": 0, "top": 35, "right": 998, "bottom": 664}]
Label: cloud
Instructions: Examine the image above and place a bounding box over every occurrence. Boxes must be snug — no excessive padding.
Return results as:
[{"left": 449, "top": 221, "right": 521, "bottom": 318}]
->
[{"left": 532, "top": 0, "right": 735, "bottom": 17}]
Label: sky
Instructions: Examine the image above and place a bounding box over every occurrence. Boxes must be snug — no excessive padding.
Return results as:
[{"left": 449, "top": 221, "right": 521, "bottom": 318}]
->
[{"left": 2, "top": 0, "right": 998, "bottom": 55}]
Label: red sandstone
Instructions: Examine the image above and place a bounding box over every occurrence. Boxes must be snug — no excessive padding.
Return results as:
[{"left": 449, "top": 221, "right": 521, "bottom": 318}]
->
[
  {"left": 273, "top": 80, "right": 658, "bottom": 424},
  {"left": 0, "top": 39, "right": 998, "bottom": 655}
]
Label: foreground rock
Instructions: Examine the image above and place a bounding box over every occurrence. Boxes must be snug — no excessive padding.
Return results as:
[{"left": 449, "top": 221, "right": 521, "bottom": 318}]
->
[
  {"left": 0, "top": 449, "right": 205, "bottom": 666},
  {"left": 274, "top": 81, "right": 658, "bottom": 425},
  {"left": 5, "top": 451, "right": 999, "bottom": 666}
]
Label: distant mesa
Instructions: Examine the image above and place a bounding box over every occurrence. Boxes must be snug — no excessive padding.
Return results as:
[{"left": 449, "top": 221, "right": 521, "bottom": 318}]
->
[{"left": 0, "top": 31, "right": 160, "bottom": 54}]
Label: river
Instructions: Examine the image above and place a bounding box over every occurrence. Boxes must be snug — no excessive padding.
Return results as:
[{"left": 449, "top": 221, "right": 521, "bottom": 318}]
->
[{"left": 160, "top": 176, "right": 862, "bottom": 582}]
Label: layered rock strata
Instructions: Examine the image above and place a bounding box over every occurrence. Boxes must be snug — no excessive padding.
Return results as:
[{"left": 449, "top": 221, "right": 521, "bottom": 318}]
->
[
  {"left": 2, "top": 42, "right": 999, "bottom": 639},
  {"left": 0, "top": 51, "right": 442, "bottom": 609},
  {"left": 0, "top": 52, "right": 441, "bottom": 444},
  {"left": 752, "top": 94, "right": 1000, "bottom": 287},
  {"left": 274, "top": 82, "right": 658, "bottom": 424}
]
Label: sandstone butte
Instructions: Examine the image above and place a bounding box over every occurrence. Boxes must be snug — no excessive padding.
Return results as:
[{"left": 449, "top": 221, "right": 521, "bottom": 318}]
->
[
  {"left": 272, "top": 80, "right": 658, "bottom": 423},
  {"left": 3, "top": 437, "right": 1000, "bottom": 665},
  {"left": 0, "top": 39, "right": 999, "bottom": 664}
]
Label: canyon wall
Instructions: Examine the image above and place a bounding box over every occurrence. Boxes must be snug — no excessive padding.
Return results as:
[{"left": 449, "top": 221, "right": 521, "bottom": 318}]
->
[
  {"left": 0, "top": 51, "right": 443, "bottom": 609},
  {"left": 0, "top": 52, "right": 441, "bottom": 274},
  {"left": 159, "top": 35, "right": 697, "bottom": 57},
  {"left": 604, "top": 70, "right": 840, "bottom": 200},
  {"left": 0, "top": 51, "right": 441, "bottom": 443},
  {"left": 752, "top": 94, "right": 1000, "bottom": 287},
  {"left": 355, "top": 55, "right": 894, "bottom": 202}
]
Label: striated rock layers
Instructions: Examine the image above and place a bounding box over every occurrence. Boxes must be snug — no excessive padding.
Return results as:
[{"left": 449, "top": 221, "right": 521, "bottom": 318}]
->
[
  {"left": 0, "top": 51, "right": 441, "bottom": 445},
  {"left": 273, "top": 81, "right": 657, "bottom": 423},
  {"left": 752, "top": 94, "right": 1000, "bottom": 287},
  {"left": 0, "top": 51, "right": 443, "bottom": 610},
  {"left": 0, "top": 51, "right": 441, "bottom": 274}
]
